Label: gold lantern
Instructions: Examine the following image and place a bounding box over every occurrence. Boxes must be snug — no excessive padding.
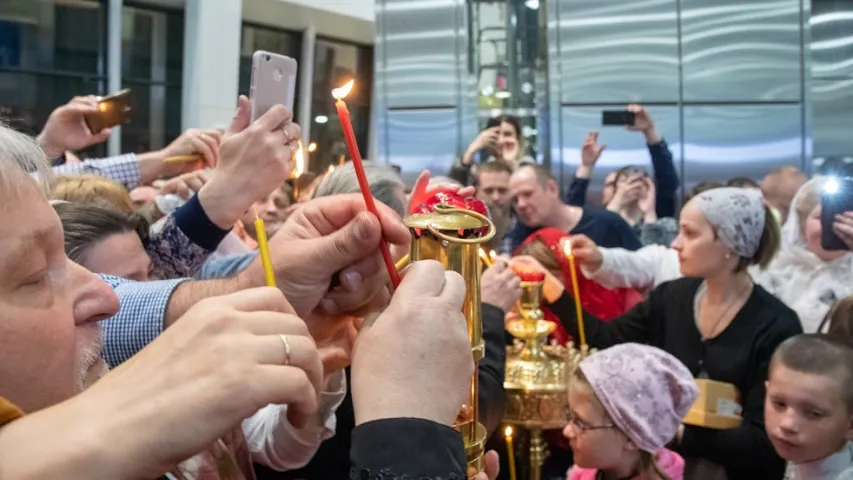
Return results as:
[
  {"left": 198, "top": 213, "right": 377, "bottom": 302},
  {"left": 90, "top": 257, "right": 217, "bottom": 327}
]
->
[
  {"left": 503, "top": 274, "right": 594, "bottom": 480},
  {"left": 403, "top": 203, "right": 496, "bottom": 479}
]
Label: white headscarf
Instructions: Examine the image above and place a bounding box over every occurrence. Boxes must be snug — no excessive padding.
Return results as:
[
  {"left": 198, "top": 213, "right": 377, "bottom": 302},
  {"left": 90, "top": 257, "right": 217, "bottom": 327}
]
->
[
  {"left": 690, "top": 187, "right": 766, "bottom": 258},
  {"left": 751, "top": 176, "right": 853, "bottom": 332}
]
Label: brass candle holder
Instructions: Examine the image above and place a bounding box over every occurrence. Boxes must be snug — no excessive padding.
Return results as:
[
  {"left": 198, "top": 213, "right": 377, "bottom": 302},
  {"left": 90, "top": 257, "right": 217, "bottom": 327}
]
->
[
  {"left": 503, "top": 275, "right": 594, "bottom": 480},
  {"left": 403, "top": 203, "right": 496, "bottom": 479}
]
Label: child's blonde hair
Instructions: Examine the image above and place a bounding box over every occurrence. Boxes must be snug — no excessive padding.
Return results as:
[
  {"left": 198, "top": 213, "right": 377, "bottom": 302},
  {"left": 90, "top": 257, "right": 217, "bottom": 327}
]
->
[{"left": 571, "top": 369, "right": 671, "bottom": 480}]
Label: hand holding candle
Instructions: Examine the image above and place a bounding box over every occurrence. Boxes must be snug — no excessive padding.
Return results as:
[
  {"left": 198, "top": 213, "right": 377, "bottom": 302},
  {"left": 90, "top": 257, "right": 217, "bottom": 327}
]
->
[
  {"left": 562, "top": 238, "right": 586, "bottom": 346},
  {"left": 333, "top": 80, "right": 401, "bottom": 289}
]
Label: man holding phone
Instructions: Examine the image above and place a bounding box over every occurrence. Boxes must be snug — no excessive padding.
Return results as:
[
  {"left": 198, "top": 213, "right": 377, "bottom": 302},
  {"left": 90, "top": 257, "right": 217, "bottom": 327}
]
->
[{"left": 564, "top": 104, "right": 680, "bottom": 227}]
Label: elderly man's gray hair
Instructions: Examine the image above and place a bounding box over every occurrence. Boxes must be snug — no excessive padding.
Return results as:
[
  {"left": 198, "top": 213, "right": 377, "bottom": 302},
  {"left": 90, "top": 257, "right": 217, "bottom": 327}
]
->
[
  {"left": 313, "top": 161, "right": 406, "bottom": 217},
  {"left": 0, "top": 122, "right": 53, "bottom": 194}
]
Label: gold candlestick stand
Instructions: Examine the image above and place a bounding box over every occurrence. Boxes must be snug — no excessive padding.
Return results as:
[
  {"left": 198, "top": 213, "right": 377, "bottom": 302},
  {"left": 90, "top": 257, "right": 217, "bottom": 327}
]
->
[
  {"left": 503, "top": 276, "right": 594, "bottom": 480},
  {"left": 403, "top": 203, "right": 496, "bottom": 479}
]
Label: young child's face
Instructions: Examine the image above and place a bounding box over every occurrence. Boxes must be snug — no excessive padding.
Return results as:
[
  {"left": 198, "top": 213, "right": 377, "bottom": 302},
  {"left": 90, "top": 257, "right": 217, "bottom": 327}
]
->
[
  {"left": 563, "top": 380, "right": 632, "bottom": 470},
  {"left": 765, "top": 364, "right": 853, "bottom": 464}
]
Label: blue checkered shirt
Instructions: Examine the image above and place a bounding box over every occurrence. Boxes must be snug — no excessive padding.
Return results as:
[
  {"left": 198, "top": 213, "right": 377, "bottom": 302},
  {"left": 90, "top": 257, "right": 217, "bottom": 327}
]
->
[
  {"left": 99, "top": 275, "right": 188, "bottom": 367},
  {"left": 51, "top": 153, "right": 141, "bottom": 190}
]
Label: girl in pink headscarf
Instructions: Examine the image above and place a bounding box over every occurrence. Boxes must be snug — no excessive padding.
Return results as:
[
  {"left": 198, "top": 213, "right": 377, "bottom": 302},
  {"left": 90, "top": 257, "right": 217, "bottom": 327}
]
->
[{"left": 564, "top": 344, "right": 698, "bottom": 480}]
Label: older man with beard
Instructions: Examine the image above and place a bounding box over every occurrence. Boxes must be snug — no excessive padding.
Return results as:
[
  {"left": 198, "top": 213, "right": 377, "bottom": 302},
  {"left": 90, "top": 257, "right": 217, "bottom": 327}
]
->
[{"left": 0, "top": 123, "right": 497, "bottom": 480}]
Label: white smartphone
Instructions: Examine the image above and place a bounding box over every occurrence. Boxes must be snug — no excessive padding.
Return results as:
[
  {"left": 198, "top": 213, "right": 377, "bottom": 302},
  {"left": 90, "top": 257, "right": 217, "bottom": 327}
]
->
[{"left": 249, "top": 51, "right": 298, "bottom": 122}]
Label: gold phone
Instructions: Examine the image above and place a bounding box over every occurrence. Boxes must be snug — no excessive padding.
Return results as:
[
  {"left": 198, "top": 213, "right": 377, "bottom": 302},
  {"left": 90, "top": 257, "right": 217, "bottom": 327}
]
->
[{"left": 85, "top": 89, "right": 133, "bottom": 133}]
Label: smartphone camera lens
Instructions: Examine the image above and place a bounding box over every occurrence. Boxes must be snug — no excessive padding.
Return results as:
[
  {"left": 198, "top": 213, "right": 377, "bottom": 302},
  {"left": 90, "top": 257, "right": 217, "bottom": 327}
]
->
[{"left": 264, "top": 54, "right": 270, "bottom": 62}]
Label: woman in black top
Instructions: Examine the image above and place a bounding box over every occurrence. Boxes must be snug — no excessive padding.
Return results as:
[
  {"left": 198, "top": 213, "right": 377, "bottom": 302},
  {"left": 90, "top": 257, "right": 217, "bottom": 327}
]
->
[{"left": 513, "top": 187, "right": 803, "bottom": 480}]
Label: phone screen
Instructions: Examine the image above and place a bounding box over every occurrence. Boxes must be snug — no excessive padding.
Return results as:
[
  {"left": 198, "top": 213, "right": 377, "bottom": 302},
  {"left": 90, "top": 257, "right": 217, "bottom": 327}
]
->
[{"left": 821, "top": 177, "right": 853, "bottom": 251}]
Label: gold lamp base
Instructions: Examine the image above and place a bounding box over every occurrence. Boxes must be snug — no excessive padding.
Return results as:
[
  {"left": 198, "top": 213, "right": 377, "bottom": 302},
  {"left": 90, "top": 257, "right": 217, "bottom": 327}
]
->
[{"left": 463, "top": 422, "right": 488, "bottom": 479}]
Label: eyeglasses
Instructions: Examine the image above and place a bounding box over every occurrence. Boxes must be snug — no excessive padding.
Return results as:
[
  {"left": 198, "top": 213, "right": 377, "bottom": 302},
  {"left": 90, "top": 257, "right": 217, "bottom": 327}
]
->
[{"left": 564, "top": 407, "right": 615, "bottom": 434}]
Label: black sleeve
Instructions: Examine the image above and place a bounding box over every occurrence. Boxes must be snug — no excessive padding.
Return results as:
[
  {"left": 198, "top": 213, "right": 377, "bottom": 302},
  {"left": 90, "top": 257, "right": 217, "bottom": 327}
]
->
[
  {"left": 614, "top": 218, "right": 642, "bottom": 251},
  {"left": 546, "top": 287, "right": 659, "bottom": 349},
  {"left": 648, "top": 140, "right": 679, "bottom": 219},
  {"left": 350, "top": 418, "right": 467, "bottom": 479},
  {"left": 171, "top": 194, "right": 231, "bottom": 250},
  {"left": 478, "top": 303, "right": 508, "bottom": 437},
  {"left": 677, "top": 314, "right": 801, "bottom": 478},
  {"left": 564, "top": 176, "right": 590, "bottom": 207}
]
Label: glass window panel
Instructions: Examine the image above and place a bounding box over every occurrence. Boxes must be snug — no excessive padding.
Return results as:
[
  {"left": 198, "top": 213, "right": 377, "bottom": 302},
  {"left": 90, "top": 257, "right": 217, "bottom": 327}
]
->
[
  {"left": 311, "top": 39, "right": 373, "bottom": 171},
  {"left": 120, "top": 5, "right": 184, "bottom": 154},
  {"left": 0, "top": 71, "right": 106, "bottom": 157},
  {"left": 238, "top": 24, "right": 301, "bottom": 121},
  {"left": 0, "top": 0, "right": 103, "bottom": 74}
]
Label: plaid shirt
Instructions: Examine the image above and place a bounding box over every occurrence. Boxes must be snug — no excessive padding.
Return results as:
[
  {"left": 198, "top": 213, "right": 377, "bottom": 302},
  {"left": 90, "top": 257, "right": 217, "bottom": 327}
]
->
[
  {"left": 51, "top": 153, "right": 141, "bottom": 190},
  {"left": 100, "top": 275, "right": 188, "bottom": 367}
]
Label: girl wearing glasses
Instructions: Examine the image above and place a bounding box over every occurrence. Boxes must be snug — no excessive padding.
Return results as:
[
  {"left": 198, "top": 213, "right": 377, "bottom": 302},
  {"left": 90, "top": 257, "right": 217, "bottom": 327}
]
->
[{"left": 564, "top": 343, "right": 698, "bottom": 480}]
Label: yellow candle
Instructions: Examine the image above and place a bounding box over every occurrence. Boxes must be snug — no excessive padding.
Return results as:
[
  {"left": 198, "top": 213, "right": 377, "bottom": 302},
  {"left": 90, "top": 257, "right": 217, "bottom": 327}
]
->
[
  {"left": 395, "top": 254, "right": 409, "bottom": 271},
  {"left": 563, "top": 241, "right": 586, "bottom": 346},
  {"left": 253, "top": 208, "right": 276, "bottom": 287},
  {"left": 478, "top": 248, "right": 494, "bottom": 267},
  {"left": 504, "top": 426, "right": 517, "bottom": 480}
]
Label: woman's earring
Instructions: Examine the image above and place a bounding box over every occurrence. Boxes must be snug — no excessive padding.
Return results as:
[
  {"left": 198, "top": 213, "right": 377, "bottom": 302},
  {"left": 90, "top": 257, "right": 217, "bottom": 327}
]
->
[{"left": 725, "top": 253, "right": 731, "bottom": 259}]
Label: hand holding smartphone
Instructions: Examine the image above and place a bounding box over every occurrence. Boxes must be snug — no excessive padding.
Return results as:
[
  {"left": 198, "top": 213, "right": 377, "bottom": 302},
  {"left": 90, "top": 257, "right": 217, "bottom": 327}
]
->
[
  {"left": 84, "top": 89, "right": 133, "bottom": 134},
  {"left": 821, "top": 177, "right": 853, "bottom": 251},
  {"left": 249, "top": 51, "right": 298, "bottom": 122}
]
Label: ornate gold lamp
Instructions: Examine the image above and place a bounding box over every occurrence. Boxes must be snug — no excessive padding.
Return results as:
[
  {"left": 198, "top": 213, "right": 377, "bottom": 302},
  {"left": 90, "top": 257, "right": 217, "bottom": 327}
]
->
[
  {"left": 503, "top": 271, "right": 593, "bottom": 480},
  {"left": 403, "top": 202, "right": 495, "bottom": 479}
]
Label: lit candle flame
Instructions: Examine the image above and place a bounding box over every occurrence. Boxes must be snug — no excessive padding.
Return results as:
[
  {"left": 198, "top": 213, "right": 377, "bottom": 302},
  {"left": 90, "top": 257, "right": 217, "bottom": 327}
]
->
[
  {"left": 489, "top": 250, "right": 497, "bottom": 261},
  {"left": 505, "top": 425, "right": 513, "bottom": 438},
  {"left": 332, "top": 80, "right": 355, "bottom": 100},
  {"left": 292, "top": 141, "right": 305, "bottom": 178},
  {"left": 307, "top": 142, "right": 317, "bottom": 153},
  {"left": 563, "top": 238, "right": 572, "bottom": 256}
]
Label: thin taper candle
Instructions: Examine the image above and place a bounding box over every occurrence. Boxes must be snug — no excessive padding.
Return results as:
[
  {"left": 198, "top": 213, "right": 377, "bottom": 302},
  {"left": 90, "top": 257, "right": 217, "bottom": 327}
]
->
[
  {"left": 504, "top": 426, "right": 517, "bottom": 480},
  {"left": 333, "top": 81, "right": 401, "bottom": 289},
  {"left": 253, "top": 207, "right": 276, "bottom": 287},
  {"left": 563, "top": 241, "right": 586, "bottom": 346}
]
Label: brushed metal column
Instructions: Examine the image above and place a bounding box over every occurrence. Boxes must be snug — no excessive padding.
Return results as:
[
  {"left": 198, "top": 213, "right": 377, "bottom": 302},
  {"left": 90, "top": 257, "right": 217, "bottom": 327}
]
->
[{"left": 107, "top": 0, "right": 122, "bottom": 156}]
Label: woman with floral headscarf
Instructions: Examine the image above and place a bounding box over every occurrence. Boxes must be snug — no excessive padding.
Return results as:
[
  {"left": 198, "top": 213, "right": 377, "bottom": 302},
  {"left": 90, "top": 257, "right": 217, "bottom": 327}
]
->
[
  {"left": 516, "top": 188, "right": 802, "bottom": 480},
  {"left": 751, "top": 176, "right": 853, "bottom": 333}
]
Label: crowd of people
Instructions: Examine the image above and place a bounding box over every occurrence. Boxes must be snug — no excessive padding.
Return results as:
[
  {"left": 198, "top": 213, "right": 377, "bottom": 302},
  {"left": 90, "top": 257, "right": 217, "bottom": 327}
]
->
[{"left": 1, "top": 93, "right": 853, "bottom": 480}]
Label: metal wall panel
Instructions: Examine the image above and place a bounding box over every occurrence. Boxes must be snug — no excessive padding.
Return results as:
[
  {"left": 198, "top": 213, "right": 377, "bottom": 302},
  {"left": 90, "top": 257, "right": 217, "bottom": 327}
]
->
[
  {"left": 680, "top": 0, "right": 802, "bottom": 102},
  {"left": 555, "top": 0, "right": 679, "bottom": 104},
  {"left": 385, "top": 108, "right": 460, "bottom": 183},
  {"left": 812, "top": 78, "right": 853, "bottom": 157},
  {"left": 559, "top": 106, "right": 682, "bottom": 202},
  {"left": 682, "top": 106, "right": 803, "bottom": 190},
  {"left": 811, "top": 0, "right": 853, "bottom": 79},
  {"left": 380, "top": 0, "right": 460, "bottom": 108}
]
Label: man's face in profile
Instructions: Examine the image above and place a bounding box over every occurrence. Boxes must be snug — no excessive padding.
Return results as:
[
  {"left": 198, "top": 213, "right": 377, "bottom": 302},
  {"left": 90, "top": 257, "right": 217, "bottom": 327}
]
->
[{"left": 0, "top": 173, "right": 118, "bottom": 412}]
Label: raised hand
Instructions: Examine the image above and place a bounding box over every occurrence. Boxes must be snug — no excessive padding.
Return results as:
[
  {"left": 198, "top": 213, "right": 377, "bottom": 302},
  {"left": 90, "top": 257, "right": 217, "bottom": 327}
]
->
[
  {"left": 37, "top": 95, "right": 111, "bottom": 159},
  {"left": 197, "top": 95, "right": 301, "bottom": 229}
]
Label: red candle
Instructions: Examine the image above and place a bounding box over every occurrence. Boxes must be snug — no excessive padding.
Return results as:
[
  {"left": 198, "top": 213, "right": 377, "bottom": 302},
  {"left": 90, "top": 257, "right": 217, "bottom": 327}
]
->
[{"left": 333, "top": 80, "right": 401, "bottom": 289}]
